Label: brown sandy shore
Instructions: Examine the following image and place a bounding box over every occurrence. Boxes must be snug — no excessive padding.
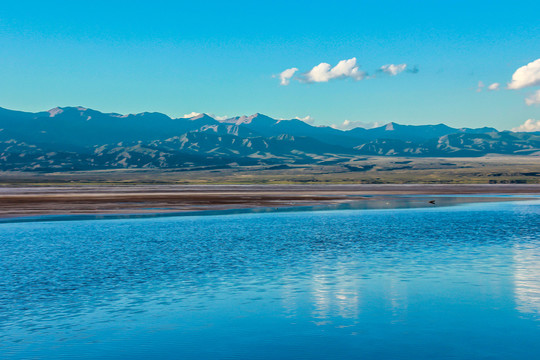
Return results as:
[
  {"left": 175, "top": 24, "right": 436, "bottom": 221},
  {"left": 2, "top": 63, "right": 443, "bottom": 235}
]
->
[{"left": 0, "top": 184, "right": 539, "bottom": 220}]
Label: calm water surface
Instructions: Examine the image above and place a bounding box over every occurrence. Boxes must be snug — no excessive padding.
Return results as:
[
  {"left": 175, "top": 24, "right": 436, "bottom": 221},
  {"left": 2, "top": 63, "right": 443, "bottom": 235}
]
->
[{"left": 1, "top": 200, "right": 539, "bottom": 359}]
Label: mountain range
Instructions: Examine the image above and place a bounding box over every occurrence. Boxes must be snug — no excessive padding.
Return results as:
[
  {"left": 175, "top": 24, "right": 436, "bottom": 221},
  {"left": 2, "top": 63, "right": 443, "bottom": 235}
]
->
[{"left": 0, "top": 106, "right": 539, "bottom": 171}]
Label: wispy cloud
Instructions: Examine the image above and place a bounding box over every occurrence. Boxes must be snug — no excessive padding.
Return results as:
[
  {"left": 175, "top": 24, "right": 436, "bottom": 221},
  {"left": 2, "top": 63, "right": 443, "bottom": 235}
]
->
[
  {"left": 330, "top": 119, "right": 382, "bottom": 130},
  {"left": 294, "top": 115, "right": 314, "bottom": 124},
  {"left": 182, "top": 112, "right": 228, "bottom": 120},
  {"left": 507, "top": 58, "right": 540, "bottom": 90},
  {"left": 380, "top": 64, "right": 407, "bottom": 76},
  {"left": 477, "top": 81, "right": 499, "bottom": 92},
  {"left": 511, "top": 119, "right": 540, "bottom": 132},
  {"left": 477, "top": 81, "right": 485, "bottom": 92},
  {"left": 209, "top": 114, "right": 229, "bottom": 121},
  {"left": 278, "top": 67, "right": 298, "bottom": 86},
  {"left": 182, "top": 112, "right": 201, "bottom": 118},
  {"left": 525, "top": 89, "right": 540, "bottom": 106}
]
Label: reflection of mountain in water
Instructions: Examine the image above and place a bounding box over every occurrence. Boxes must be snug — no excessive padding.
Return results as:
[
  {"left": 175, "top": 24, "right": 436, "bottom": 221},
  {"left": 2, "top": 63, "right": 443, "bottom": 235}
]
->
[
  {"left": 281, "top": 260, "right": 410, "bottom": 324},
  {"left": 310, "top": 263, "right": 361, "bottom": 320},
  {"left": 514, "top": 244, "right": 540, "bottom": 318},
  {"left": 280, "top": 261, "right": 362, "bottom": 321}
]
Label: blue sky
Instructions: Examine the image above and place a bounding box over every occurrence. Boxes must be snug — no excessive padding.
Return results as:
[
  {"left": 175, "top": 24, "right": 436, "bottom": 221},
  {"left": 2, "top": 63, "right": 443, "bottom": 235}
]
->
[{"left": 1, "top": 0, "right": 539, "bottom": 130}]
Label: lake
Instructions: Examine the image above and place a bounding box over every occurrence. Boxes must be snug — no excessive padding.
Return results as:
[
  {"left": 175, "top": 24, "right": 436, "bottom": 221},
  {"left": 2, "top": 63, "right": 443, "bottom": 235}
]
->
[{"left": 1, "top": 199, "right": 539, "bottom": 359}]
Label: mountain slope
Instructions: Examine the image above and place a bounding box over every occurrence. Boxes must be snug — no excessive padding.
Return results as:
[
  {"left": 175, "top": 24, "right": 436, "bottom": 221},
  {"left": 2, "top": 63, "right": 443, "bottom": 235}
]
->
[{"left": 0, "top": 106, "right": 538, "bottom": 171}]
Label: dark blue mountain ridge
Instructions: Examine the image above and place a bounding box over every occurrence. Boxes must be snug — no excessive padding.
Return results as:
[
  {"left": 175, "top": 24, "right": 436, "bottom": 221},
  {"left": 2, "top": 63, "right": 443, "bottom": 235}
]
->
[
  {"left": 0, "top": 106, "right": 538, "bottom": 170},
  {"left": 0, "top": 106, "right": 504, "bottom": 145}
]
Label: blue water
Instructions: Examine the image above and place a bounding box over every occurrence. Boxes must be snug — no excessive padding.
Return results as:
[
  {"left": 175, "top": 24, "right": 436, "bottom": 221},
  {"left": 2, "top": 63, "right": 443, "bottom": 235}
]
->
[{"left": 1, "top": 200, "right": 539, "bottom": 359}]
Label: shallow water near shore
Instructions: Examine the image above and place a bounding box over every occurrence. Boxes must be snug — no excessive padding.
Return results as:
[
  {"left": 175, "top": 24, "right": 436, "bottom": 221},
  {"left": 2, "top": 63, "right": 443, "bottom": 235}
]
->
[
  {"left": 1, "top": 199, "right": 540, "bottom": 359},
  {"left": 0, "top": 194, "right": 534, "bottom": 224}
]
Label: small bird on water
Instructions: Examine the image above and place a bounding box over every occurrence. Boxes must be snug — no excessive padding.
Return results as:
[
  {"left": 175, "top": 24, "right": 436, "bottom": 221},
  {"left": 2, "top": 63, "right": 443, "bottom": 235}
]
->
[{"left": 429, "top": 200, "right": 436, "bottom": 205}]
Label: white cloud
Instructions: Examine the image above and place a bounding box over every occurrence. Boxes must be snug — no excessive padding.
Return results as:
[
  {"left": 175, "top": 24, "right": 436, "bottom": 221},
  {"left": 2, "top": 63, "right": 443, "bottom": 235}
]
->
[
  {"left": 380, "top": 64, "right": 407, "bottom": 76},
  {"left": 507, "top": 58, "right": 540, "bottom": 90},
  {"left": 277, "top": 59, "right": 415, "bottom": 85},
  {"left": 181, "top": 112, "right": 228, "bottom": 120},
  {"left": 330, "top": 119, "right": 383, "bottom": 130},
  {"left": 294, "top": 115, "right": 314, "bottom": 125},
  {"left": 511, "top": 119, "right": 540, "bottom": 132},
  {"left": 525, "top": 90, "right": 540, "bottom": 106},
  {"left": 488, "top": 82, "right": 500, "bottom": 91},
  {"left": 182, "top": 112, "right": 201, "bottom": 118},
  {"left": 305, "top": 63, "right": 333, "bottom": 82},
  {"left": 278, "top": 67, "right": 298, "bottom": 86},
  {"left": 304, "top": 57, "right": 366, "bottom": 83}
]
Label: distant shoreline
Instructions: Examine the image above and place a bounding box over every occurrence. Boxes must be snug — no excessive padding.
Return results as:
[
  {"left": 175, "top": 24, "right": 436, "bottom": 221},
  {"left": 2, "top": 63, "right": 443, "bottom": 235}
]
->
[
  {"left": 1, "top": 184, "right": 538, "bottom": 222},
  {"left": 1, "top": 154, "right": 539, "bottom": 185}
]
